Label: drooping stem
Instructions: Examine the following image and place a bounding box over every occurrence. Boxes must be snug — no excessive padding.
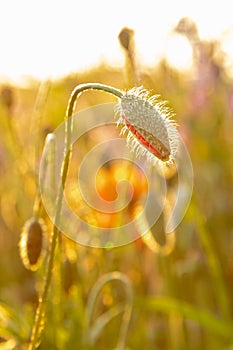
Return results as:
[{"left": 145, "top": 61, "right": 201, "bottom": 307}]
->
[{"left": 28, "top": 83, "right": 124, "bottom": 350}]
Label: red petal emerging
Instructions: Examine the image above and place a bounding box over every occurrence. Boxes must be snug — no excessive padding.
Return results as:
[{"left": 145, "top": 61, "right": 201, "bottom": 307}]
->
[{"left": 122, "top": 114, "right": 170, "bottom": 161}]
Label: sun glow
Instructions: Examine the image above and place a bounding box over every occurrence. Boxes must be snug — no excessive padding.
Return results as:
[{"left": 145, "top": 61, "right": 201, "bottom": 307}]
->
[
  {"left": 164, "top": 35, "right": 193, "bottom": 71},
  {"left": 1, "top": 0, "right": 233, "bottom": 85}
]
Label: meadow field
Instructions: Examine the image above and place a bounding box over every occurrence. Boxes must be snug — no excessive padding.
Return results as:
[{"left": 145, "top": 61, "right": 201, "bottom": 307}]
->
[{"left": 0, "top": 26, "right": 233, "bottom": 349}]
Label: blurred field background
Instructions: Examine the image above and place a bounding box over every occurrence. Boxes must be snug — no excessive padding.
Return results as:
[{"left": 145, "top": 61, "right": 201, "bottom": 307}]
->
[{"left": 0, "top": 16, "right": 233, "bottom": 350}]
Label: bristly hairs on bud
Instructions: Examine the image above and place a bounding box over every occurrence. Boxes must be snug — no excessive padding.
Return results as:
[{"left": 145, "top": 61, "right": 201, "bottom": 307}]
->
[{"left": 115, "top": 86, "right": 179, "bottom": 169}]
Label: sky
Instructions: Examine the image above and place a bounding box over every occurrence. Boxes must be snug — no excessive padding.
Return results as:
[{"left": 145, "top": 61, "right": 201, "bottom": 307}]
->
[{"left": 1, "top": 0, "right": 233, "bottom": 85}]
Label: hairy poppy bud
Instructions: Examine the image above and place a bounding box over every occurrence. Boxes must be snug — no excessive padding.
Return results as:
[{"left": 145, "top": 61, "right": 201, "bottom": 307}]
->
[{"left": 115, "top": 87, "right": 179, "bottom": 167}]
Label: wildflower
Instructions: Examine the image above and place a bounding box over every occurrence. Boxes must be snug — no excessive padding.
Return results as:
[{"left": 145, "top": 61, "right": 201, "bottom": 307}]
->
[
  {"left": 115, "top": 87, "right": 179, "bottom": 167},
  {"left": 19, "top": 218, "right": 46, "bottom": 271}
]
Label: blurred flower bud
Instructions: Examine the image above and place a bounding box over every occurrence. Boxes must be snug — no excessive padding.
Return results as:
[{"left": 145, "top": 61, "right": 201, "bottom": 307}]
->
[
  {"left": 63, "top": 258, "right": 78, "bottom": 294},
  {"left": 0, "top": 86, "right": 14, "bottom": 113},
  {"left": 118, "top": 27, "right": 134, "bottom": 51},
  {"left": 19, "top": 218, "right": 46, "bottom": 271}
]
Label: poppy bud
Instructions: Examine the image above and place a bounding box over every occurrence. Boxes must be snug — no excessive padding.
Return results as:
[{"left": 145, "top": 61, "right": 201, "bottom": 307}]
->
[
  {"left": 0, "top": 86, "right": 14, "bottom": 113},
  {"left": 19, "top": 218, "right": 46, "bottom": 271},
  {"left": 115, "top": 87, "right": 179, "bottom": 167},
  {"left": 118, "top": 27, "right": 134, "bottom": 51}
]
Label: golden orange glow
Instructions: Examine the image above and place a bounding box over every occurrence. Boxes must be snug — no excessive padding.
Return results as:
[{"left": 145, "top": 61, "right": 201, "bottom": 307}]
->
[{"left": 1, "top": 0, "right": 233, "bottom": 84}]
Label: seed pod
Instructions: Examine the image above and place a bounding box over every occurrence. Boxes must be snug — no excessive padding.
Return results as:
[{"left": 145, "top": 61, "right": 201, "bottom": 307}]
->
[{"left": 19, "top": 218, "right": 45, "bottom": 271}]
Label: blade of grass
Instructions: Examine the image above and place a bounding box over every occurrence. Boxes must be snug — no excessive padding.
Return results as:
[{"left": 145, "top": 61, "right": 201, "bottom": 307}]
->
[{"left": 136, "top": 296, "right": 233, "bottom": 339}]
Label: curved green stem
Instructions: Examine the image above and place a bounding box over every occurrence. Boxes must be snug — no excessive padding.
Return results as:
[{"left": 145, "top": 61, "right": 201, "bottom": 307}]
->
[{"left": 28, "top": 83, "right": 124, "bottom": 350}]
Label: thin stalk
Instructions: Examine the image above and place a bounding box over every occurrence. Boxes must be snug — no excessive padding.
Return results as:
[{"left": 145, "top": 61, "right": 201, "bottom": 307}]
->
[{"left": 28, "top": 83, "right": 124, "bottom": 350}]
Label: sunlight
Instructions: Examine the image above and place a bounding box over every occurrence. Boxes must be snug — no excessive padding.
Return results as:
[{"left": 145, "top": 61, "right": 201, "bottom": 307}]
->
[
  {"left": 1, "top": 0, "right": 233, "bottom": 84},
  {"left": 1, "top": 3, "right": 233, "bottom": 349},
  {"left": 164, "top": 35, "right": 193, "bottom": 71}
]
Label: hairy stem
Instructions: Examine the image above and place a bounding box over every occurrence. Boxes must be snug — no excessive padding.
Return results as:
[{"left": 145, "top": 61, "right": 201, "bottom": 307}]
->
[{"left": 28, "top": 83, "right": 123, "bottom": 350}]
